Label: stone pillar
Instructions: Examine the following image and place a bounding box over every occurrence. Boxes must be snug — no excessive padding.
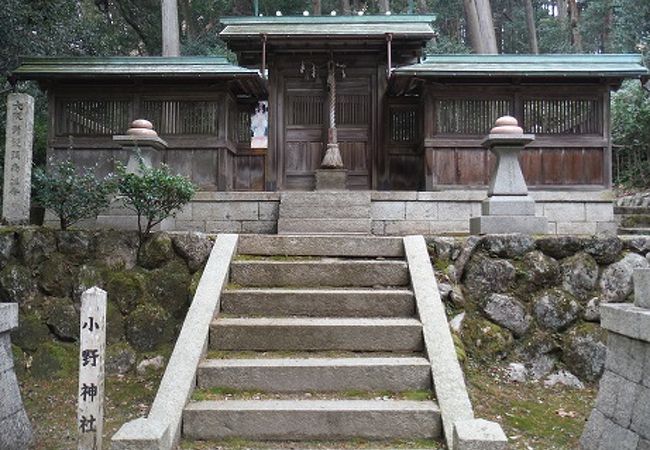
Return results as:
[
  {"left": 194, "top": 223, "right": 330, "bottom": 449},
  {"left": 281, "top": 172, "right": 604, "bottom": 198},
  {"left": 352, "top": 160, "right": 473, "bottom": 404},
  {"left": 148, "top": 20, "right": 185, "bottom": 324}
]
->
[
  {"left": 113, "top": 119, "right": 168, "bottom": 174},
  {"left": 469, "top": 116, "right": 548, "bottom": 235},
  {"left": 0, "top": 303, "right": 33, "bottom": 449},
  {"left": 581, "top": 268, "right": 650, "bottom": 449},
  {"left": 3, "top": 93, "right": 34, "bottom": 225}
]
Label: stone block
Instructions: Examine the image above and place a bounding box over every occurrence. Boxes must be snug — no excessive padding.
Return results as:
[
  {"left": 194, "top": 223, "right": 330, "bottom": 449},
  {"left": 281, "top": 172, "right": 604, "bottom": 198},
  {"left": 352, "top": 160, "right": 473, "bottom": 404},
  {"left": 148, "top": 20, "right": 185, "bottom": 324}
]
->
[
  {"left": 634, "top": 269, "right": 650, "bottom": 309},
  {"left": 371, "top": 220, "right": 386, "bottom": 235},
  {"left": 278, "top": 218, "right": 371, "bottom": 234},
  {"left": 282, "top": 204, "right": 370, "bottom": 219},
  {"left": 280, "top": 192, "right": 370, "bottom": 207},
  {"left": 0, "top": 408, "right": 32, "bottom": 450},
  {"left": 606, "top": 334, "right": 646, "bottom": 383},
  {"left": 597, "top": 221, "right": 619, "bottom": 234},
  {"left": 586, "top": 202, "right": 615, "bottom": 222},
  {"left": 556, "top": 221, "right": 598, "bottom": 235},
  {"left": 213, "top": 202, "right": 258, "bottom": 221},
  {"left": 241, "top": 221, "right": 276, "bottom": 234},
  {"left": 595, "top": 370, "right": 638, "bottom": 428},
  {"left": 173, "top": 220, "right": 206, "bottom": 232},
  {"left": 384, "top": 220, "right": 431, "bottom": 235},
  {"left": 543, "top": 203, "right": 586, "bottom": 222},
  {"left": 205, "top": 221, "right": 241, "bottom": 233},
  {"left": 191, "top": 202, "right": 214, "bottom": 221},
  {"left": 469, "top": 215, "right": 548, "bottom": 235},
  {"left": 174, "top": 204, "right": 193, "bottom": 221},
  {"left": 481, "top": 196, "right": 536, "bottom": 216},
  {"left": 631, "top": 384, "right": 650, "bottom": 439},
  {"left": 237, "top": 235, "right": 404, "bottom": 258},
  {"left": 0, "top": 303, "right": 18, "bottom": 333},
  {"left": 371, "top": 191, "right": 418, "bottom": 201},
  {"left": 406, "top": 202, "right": 438, "bottom": 220},
  {"left": 371, "top": 202, "right": 406, "bottom": 220},
  {"left": 430, "top": 220, "right": 470, "bottom": 234},
  {"left": 452, "top": 419, "right": 508, "bottom": 450},
  {"left": 315, "top": 169, "right": 347, "bottom": 190},
  {"left": 601, "top": 304, "right": 650, "bottom": 343},
  {"left": 0, "top": 335, "right": 13, "bottom": 373},
  {"left": 598, "top": 416, "right": 640, "bottom": 450},
  {"left": 638, "top": 438, "right": 650, "bottom": 450},
  {"left": 258, "top": 202, "right": 279, "bottom": 220},
  {"left": 439, "top": 202, "right": 475, "bottom": 220},
  {"left": 0, "top": 368, "right": 25, "bottom": 418}
]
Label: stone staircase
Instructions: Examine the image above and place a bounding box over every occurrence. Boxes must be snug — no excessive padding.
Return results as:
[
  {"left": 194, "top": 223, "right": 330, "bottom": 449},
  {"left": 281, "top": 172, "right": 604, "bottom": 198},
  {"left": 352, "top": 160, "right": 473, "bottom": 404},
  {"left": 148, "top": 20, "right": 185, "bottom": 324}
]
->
[
  {"left": 616, "top": 205, "right": 650, "bottom": 235},
  {"left": 181, "top": 235, "right": 442, "bottom": 447}
]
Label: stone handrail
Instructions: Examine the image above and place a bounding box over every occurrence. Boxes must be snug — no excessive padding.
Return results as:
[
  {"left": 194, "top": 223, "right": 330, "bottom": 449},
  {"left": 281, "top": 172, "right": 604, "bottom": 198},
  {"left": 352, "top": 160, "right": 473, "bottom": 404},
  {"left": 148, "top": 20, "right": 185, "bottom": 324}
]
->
[{"left": 111, "top": 233, "right": 239, "bottom": 450}]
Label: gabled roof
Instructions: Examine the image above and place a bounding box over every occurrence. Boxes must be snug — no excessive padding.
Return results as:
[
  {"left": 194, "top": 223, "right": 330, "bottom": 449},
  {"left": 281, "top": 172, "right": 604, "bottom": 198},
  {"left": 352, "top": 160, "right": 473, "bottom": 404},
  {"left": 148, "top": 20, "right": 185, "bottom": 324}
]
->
[
  {"left": 11, "top": 56, "right": 266, "bottom": 95},
  {"left": 220, "top": 15, "right": 436, "bottom": 40},
  {"left": 392, "top": 54, "right": 649, "bottom": 79}
]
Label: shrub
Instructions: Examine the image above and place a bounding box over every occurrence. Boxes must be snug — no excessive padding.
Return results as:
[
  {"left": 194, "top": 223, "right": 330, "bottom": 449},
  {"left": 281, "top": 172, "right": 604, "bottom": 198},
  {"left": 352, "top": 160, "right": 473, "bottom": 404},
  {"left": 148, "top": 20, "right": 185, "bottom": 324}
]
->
[
  {"left": 33, "top": 159, "right": 114, "bottom": 230},
  {"left": 115, "top": 158, "right": 196, "bottom": 253}
]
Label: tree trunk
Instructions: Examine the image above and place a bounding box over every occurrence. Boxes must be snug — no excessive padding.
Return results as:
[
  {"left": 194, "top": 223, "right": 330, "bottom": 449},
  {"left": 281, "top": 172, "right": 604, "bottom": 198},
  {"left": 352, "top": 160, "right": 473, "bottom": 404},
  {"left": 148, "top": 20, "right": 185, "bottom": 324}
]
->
[
  {"left": 463, "top": 0, "right": 484, "bottom": 53},
  {"left": 524, "top": 0, "right": 539, "bottom": 54},
  {"left": 557, "top": 0, "right": 567, "bottom": 20},
  {"left": 179, "top": 0, "right": 195, "bottom": 40},
  {"left": 378, "top": 0, "right": 390, "bottom": 13},
  {"left": 601, "top": 0, "right": 613, "bottom": 52},
  {"left": 341, "top": 0, "right": 351, "bottom": 14},
  {"left": 312, "top": 0, "right": 322, "bottom": 15},
  {"left": 417, "top": 0, "right": 428, "bottom": 14},
  {"left": 161, "top": 0, "right": 180, "bottom": 56},
  {"left": 474, "top": 0, "right": 498, "bottom": 53},
  {"left": 568, "top": 0, "right": 582, "bottom": 51}
]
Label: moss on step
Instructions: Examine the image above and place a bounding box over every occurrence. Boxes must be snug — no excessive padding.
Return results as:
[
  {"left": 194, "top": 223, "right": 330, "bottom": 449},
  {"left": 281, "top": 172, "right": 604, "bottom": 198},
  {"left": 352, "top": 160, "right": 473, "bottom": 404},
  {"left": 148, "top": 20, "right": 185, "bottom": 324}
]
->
[{"left": 191, "top": 387, "right": 434, "bottom": 402}]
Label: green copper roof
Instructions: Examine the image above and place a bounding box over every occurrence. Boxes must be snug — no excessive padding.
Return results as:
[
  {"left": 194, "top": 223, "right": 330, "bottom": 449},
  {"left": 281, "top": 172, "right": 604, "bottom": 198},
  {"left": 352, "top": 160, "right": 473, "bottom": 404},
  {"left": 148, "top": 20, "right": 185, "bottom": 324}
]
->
[
  {"left": 220, "top": 14, "right": 435, "bottom": 39},
  {"left": 392, "top": 54, "right": 649, "bottom": 78},
  {"left": 12, "top": 56, "right": 261, "bottom": 79}
]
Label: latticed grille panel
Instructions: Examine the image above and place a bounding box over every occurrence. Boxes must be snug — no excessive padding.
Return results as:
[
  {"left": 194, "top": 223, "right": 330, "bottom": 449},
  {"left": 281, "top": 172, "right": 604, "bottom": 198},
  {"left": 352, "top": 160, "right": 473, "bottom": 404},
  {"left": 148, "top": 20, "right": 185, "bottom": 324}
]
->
[
  {"left": 237, "top": 110, "right": 252, "bottom": 143},
  {"left": 390, "top": 108, "right": 418, "bottom": 143},
  {"left": 435, "top": 98, "right": 513, "bottom": 134},
  {"left": 142, "top": 100, "right": 219, "bottom": 135},
  {"left": 288, "top": 95, "right": 324, "bottom": 126},
  {"left": 523, "top": 98, "right": 602, "bottom": 134},
  {"left": 56, "top": 99, "right": 131, "bottom": 136},
  {"left": 336, "top": 94, "right": 369, "bottom": 126}
]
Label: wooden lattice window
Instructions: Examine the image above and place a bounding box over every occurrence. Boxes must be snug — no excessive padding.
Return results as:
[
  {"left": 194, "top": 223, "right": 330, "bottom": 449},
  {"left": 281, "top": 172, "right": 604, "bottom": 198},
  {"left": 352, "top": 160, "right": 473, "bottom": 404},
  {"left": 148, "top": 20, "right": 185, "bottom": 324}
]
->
[
  {"left": 435, "top": 98, "right": 513, "bottom": 134},
  {"left": 288, "top": 95, "right": 323, "bottom": 126},
  {"left": 390, "top": 107, "right": 418, "bottom": 143},
  {"left": 237, "top": 110, "right": 251, "bottom": 144},
  {"left": 56, "top": 99, "right": 131, "bottom": 136},
  {"left": 142, "top": 100, "right": 219, "bottom": 135},
  {"left": 336, "top": 94, "right": 369, "bottom": 126},
  {"left": 523, "top": 98, "right": 602, "bottom": 134}
]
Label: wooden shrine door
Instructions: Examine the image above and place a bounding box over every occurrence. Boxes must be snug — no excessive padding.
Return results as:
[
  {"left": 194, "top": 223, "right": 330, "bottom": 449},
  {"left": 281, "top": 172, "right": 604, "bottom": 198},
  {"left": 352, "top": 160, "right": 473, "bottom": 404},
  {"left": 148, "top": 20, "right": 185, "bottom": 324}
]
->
[{"left": 281, "top": 70, "right": 374, "bottom": 190}]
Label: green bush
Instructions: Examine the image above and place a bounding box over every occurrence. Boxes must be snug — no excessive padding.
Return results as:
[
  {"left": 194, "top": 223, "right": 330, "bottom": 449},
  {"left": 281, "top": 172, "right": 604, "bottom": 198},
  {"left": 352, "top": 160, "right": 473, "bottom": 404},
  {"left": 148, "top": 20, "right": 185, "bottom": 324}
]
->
[
  {"left": 33, "top": 159, "right": 114, "bottom": 230},
  {"left": 612, "top": 80, "right": 650, "bottom": 188},
  {"left": 115, "top": 158, "right": 196, "bottom": 253}
]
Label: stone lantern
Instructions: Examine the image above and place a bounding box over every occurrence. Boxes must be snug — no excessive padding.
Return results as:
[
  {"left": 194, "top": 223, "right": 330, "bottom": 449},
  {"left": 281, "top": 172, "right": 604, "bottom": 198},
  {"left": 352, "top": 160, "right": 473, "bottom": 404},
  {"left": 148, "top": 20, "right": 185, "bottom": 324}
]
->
[
  {"left": 112, "top": 119, "right": 168, "bottom": 174},
  {"left": 469, "top": 116, "right": 548, "bottom": 235}
]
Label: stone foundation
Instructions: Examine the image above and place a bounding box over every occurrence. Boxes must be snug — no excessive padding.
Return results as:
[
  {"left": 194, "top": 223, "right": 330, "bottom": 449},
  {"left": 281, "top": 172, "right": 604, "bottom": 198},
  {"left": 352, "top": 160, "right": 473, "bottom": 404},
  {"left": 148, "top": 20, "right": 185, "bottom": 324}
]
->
[{"left": 57, "top": 189, "right": 617, "bottom": 236}]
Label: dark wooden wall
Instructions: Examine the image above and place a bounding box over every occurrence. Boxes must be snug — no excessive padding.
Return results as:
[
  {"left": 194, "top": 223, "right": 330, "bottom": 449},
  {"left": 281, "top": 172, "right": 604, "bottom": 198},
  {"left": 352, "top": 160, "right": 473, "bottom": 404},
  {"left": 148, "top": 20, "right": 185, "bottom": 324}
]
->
[{"left": 422, "top": 83, "right": 611, "bottom": 189}]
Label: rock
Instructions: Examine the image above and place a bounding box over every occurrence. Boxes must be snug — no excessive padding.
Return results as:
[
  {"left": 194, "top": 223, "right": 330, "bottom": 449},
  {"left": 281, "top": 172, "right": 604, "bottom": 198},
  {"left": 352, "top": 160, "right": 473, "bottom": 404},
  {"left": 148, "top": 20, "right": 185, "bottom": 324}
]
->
[
  {"left": 563, "top": 323, "right": 606, "bottom": 382},
  {"left": 11, "top": 313, "right": 50, "bottom": 352},
  {"left": 106, "top": 343, "right": 137, "bottom": 375},
  {"left": 105, "top": 270, "right": 148, "bottom": 315},
  {"left": 189, "top": 270, "right": 202, "bottom": 297},
  {"left": 0, "top": 263, "right": 35, "bottom": 305},
  {"left": 584, "top": 235, "right": 623, "bottom": 265},
  {"left": 94, "top": 230, "right": 138, "bottom": 269},
  {"left": 449, "top": 236, "right": 481, "bottom": 283},
  {"left": 507, "top": 363, "right": 528, "bottom": 383},
  {"left": 521, "top": 251, "right": 560, "bottom": 288},
  {"left": 0, "top": 229, "right": 16, "bottom": 268},
  {"left": 528, "top": 354, "right": 557, "bottom": 380},
  {"left": 543, "top": 370, "right": 585, "bottom": 389},
  {"left": 583, "top": 298, "right": 600, "bottom": 322},
  {"left": 482, "top": 293, "right": 531, "bottom": 337},
  {"left": 172, "top": 232, "right": 213, "bottom": 272},
  {"left": 438, "top": 283, "right": 453, "bottom": 302},
  {"left": 126, "top": 303, "right": 172, "bottom": 352},
  {"left": 38, "top": 253, "right": 75, "bottom": 298},
  {"left": 138, "top": 233, "right": 174, "bottom": 269},
  {"left": 146, "top": 260, "right": 191, "bottom": 319},
  {"left": 461, "top": 315, "right": 514, "bottom": 361},
  {"left": 537, "top": 236, "right": 586, "bottom": 259},
  {"left": 17, "top": 227, "right": 57, "bottom": 267},
  {"left": 42, "top": 297, "right": 79, "bottom": 341},
  {"left": 600, "top": 252, "right": 650, "bottom": 303},
  {"left": 481, "top": 234, "right": 535, "bottom": 258},
  {"left": 136, "top": 355, "right": 166, "bottom": 374},
  {"left": 515, "top": 331, "right": 560, "bottom": 380},
  {"left": 463, "top": 254, "right": 516, "bottom": 298},
  {"left": 450, "top": 286, "right": 466, "bottom": 307},
  {"left": 622, "top": 236, "right": 650, "bottom": 254},
  {"left": 533, "top": 289, "right": 581, "bottom": 331},
  {"left": 450, "top": 312, "right": 465, "bottom": 333},
  {"left": 74, "top": 265, "right": 104, "bottom": 303},
  {"left": 30, "top": 341, "right": 77, "bottom": 379},
  {"left": 57, "top": 230, "right": 93, "bottom": 263},
  {"left": 559, "top": 252, "right": 599, "bottom": 301},
  {"left": 106, "top": 301, "right": 126, "bottom": 345}
]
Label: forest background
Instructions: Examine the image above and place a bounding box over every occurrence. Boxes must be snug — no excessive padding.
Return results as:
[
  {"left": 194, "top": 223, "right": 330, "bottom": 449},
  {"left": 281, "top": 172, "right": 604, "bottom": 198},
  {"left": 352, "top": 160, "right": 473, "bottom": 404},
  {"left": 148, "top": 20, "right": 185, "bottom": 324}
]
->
[{"left": 0, "top": 0, "right": 649, "bottom": 187}]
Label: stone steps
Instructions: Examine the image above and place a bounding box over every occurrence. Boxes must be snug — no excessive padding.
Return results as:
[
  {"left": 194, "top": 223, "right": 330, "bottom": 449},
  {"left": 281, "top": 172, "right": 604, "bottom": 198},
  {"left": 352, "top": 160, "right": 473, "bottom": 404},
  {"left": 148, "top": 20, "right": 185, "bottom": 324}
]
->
[
  {"left": 196, "top": 357, "right": 432, "bottom": 392},
  {"left": 221, "top": 288, "right": 415, "bottom": 317},
  {"left": 619, "top": 214, "right": 650, "bottom": 228},
  {"left": 210, "top": 318, "right": 424, "bottom": 352},
  {"left": 229, "top": 260, "right": 410, "bottom": 287},
  {"left": 183, "top": 399, "right": 441, "bottom": 441},
  {"left": 181, "top": 439, "right": 440, "bottom": 449},
  {"left": 618, "top": 227, "right": 650, "bottom": 235},
  {"left": 237, "top": 235, "right": 404, "bottom": 258}
]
